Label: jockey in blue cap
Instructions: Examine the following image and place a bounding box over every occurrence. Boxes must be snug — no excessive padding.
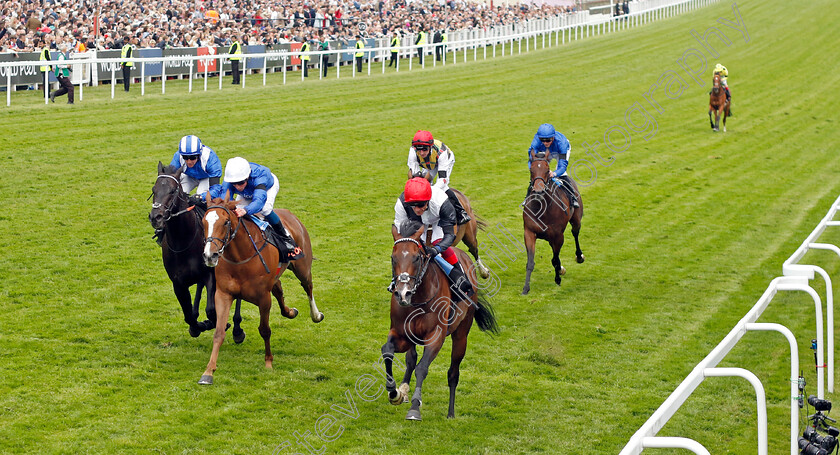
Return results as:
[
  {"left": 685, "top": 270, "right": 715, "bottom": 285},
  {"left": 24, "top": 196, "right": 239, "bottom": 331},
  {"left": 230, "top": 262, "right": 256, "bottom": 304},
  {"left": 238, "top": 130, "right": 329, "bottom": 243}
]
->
[
  {"left": 526, "top": 123, "right": 579, "bottom": 207},
  {"left": 205, "top": 157, "right": 303, "bottom": 262},
  {"left": 170, "top": 135, "right": 223, "bottom": 194}
]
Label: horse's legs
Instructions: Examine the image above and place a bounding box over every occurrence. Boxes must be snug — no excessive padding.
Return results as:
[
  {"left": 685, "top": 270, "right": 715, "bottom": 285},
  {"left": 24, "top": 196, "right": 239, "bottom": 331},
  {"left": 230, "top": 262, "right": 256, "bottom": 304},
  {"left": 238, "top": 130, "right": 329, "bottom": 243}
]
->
[
  {"left": 401, "top": 345, "right": 418, "bottom": 397},
  {"left": 462, "top": 222, "right": 490, "bottom": 279},
  {"left": 289, "top": 262, "right": 324, "bottom": 323},
  {"left": 571, "top": 208, "right": 585, "bottom": 264},
  {"left": 406, "top": 336, "right": 445, "bottom": 421},
  {"left": 173, "top": 282, "right": 201, "bottom": 337},
  {"left": 522, "top": 228, "right": 537, "bottom": 295},
  {"left": 232, "top": 299, "right": 245, "bottom": 344},
  {"left": 271, "top": 280, "right": 299, "bottom": 319},
  {"left": 709, "top": 109, "right": 715, "bottom": 130},
  {"left": 447, "top": 314, "right": 473, "bottom": 419},
  {"left": 551, "top": 232, "right": 566, "bottom": 286},
  {"left": 199, "top": 291, "right": 233, "bottom": 385},
  {"left": 723, "top": 109, "right": 727, "bottom": 132},
  {"left": 381, "top": 332, "right": 401, "bottom": 404},
  {"left": 257, "top": 296, "right": 273, "bottom": 369}
]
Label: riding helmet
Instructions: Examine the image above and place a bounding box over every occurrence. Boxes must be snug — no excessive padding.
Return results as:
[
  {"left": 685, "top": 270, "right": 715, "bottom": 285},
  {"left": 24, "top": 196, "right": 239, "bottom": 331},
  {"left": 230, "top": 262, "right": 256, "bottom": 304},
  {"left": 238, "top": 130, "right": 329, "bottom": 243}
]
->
[
  {"left": 537, "top": 123, "right": 555, "bottom": 139},
  {"left": 411, "top": 130, "right": 434, "bottom": 148},
  {"left": 224, "top": 157, "right": 251, "bottom": 183},
  {"left": 404, "top": 177, "right": 432, "bottom": 203},
  {"left": 178, "top": 135, "right": 203, "bottom": 156}
]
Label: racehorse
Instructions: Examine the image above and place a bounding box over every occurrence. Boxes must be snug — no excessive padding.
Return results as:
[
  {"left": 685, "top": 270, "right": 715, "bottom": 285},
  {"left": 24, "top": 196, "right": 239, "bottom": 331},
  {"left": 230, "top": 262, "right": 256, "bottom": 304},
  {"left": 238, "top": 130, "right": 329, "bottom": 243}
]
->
[
  {"left": 383, "top": 220, "right": 499, "bottom": 421},
  {"left": 425, "top": 188, "right": 491, "bottom": 280},
  {"left": 522, "top": 152, "right": 585, "bottom": 295},
  {"left": 198, "top": 195, "right": 324, "bottom": 385},
  {"left": 150, "top": 163, "right": 244, "bottom": 341},
  {"left": 709, "top": 73, "right": 730, "bottom": 132}
]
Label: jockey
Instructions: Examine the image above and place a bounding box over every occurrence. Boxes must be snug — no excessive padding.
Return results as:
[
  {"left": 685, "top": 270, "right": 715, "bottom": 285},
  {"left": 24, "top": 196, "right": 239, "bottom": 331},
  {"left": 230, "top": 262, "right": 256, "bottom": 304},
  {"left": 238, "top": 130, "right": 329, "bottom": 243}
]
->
[
  {"left": 713, "top": 63, "right": 732, "bottom": 114},
  {"left": 407, "top": 130, "right": 472, "bottom": 226},
  {"left": 394, "top": 177, "right": 474, "bottom": 301},
  {"left": 170, "top": 135, "right": 223, "bottom": 194},
  {"left": 527, "top": 123, "right": 579, "bottom": 207},
  {"left": 206, "top": 157, "right": 303, "bottom": 262}
]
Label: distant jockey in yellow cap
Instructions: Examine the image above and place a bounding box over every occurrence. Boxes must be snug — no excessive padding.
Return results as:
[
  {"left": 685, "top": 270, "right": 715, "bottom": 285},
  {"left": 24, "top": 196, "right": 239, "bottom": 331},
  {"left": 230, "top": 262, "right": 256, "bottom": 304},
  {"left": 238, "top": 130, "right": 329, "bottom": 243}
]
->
[{"left": 713, "top": 63, "right": 732, "bottom": 116}]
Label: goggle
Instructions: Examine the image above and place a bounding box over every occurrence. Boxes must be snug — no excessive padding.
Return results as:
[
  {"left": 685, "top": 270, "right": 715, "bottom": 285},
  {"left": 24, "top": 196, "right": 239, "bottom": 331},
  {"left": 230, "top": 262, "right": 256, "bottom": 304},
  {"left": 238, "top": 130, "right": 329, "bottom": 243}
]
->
[
  {"left": 407, "top": 201, "right": 428, "bottom": 208},
  {"left": 231, "top": 180, "right": 247, "bottom": 186},
  {"left": 183, "top": 155, "right": 199, "bottom": 161},
  {"left": 414, "top": 145, "right": 431, "bottom": 152},
  {"left": 539, "top": 138, "right": 553, "bottom": 144}
]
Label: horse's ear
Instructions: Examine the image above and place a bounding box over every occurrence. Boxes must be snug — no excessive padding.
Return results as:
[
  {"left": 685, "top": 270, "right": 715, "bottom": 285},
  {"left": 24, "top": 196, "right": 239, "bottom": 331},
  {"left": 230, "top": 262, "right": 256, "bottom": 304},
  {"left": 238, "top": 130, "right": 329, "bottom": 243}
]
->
[
  {"left": 157, "top": 161, "right": 164, "bottom": 174},
  {"left": 205, "top": 191, "right": 211, "bottom": 204},
  {"left": 391, "top": 224, "right": 400, "bottom": 241},
  {"left": 410, "top": 224, "right": 426, "bottom": 240},
  {"left": 529, "top": 149, "right": 537, "bottom": 161},
  {"left": 174, "top": 164, "right": 186, "bottom": 179},
  {"left": 224, "top": 188, "right": 231, "bottom": 202}
]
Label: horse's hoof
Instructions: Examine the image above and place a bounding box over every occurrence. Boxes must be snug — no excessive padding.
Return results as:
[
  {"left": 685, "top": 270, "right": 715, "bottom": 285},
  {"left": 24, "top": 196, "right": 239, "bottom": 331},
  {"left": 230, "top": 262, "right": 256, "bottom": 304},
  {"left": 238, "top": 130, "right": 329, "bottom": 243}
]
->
[
  {"left": 389, "top": 391, "right": 404, "bottom": 405},
  {"left": 577, "top": 254, "right": 585, "bottom": 264},
  {"left": 447, "top": 413, "right": 455, "bottom": 419},
  {"left": 198, "top": 375, "right": 214, "bottom": 385},
  {"left": 559, "top": 266, "right": 566, "bottom": 276},
  {"left": 555, "top": 276, "right": 563, "bottom": 286},
  {"left": 478, "top": 267, "right": 490, "bottom": 280},
  {"left": 283, "top": 308, "right": 299, "bottom": 320},
  {"left": 189, "top": 326, "right": 201, "bottom": 338},
  {"left": 312, "top": 312, "right": 324, "bottom": 323},
  {"left": 406, "top": 409, "right": 422, "bottom": 421},
  {"left": 522, "top": 287, "right": 530, "bottom": 295},
  {"left": 233, "top": 329, "right": 246, "bottom": 344},
  {"left": 399, "top": 383, "right": 410, "bottom": 403}
]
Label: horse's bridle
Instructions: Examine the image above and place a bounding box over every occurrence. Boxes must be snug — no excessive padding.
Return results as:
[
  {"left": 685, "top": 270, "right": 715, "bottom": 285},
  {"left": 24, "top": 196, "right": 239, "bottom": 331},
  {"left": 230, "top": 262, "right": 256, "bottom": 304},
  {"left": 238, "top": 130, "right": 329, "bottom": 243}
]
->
[
  {"left": 389, "top": 237, "right": 438, "bottom": 306},
  {"left": 204, "top": 204, "right": 241, "bottom": 258},
  {"left": 529, "top": 154, "right": 554, "bottom": 195},
  {"left": 151, "top": 174, "right": 192, "bottom": 223}
]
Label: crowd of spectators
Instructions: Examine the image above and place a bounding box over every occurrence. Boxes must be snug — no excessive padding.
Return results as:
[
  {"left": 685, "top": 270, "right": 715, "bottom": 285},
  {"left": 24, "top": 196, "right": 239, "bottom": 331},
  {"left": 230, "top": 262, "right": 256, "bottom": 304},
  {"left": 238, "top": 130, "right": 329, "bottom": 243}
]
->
[{"left": 0, "top": 0, "right": 578, "bottom": 53}]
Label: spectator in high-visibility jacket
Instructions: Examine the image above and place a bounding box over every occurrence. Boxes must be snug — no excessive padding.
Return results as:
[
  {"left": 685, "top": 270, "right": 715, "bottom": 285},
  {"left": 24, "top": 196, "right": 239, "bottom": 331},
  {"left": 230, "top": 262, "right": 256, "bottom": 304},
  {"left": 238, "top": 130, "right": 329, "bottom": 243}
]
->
[
  {"left": 300, "top": 37, "right": 311, "bottom": 77},
  {"left": 37, "top": 38, "right": 51, "bottom": 98},
  {"left": 229, "top": 35, "right": 242, "bottom": 85},
  {"left": 389, "top": 30, "right": 400, "bottom": 68},
  {"left": 355, "top": 35, "right": 364, "bottom": 72},
  {"left": 120, "top": 36, "right": 135, "bottom": 92},
  {"left": 414, "top": 26, "right": 426, "bottom": 65}
]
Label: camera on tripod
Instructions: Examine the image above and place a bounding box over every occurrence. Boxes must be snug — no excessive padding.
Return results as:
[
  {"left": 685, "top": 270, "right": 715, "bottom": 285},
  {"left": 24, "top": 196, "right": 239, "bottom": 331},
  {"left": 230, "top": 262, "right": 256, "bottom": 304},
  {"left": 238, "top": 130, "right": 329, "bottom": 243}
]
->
[{"left": 799, "top": 395, "right": 840, "bottom": 455}]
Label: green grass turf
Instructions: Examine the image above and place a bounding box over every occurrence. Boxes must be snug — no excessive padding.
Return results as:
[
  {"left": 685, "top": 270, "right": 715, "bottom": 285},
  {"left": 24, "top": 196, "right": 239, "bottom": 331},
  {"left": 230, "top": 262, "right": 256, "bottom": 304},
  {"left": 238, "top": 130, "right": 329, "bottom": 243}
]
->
[{"left": 1, "top": 0, "right": 840, "bottom": 453}]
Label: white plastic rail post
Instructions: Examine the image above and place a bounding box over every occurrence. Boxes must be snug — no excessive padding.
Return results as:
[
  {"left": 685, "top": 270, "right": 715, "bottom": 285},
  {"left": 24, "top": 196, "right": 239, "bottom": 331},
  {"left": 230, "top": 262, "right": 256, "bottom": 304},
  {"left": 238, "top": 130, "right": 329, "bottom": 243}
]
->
[
  {"left": 778, "top": 275, "right": 826, "bottom": 397},
  {"left": 642, "top": 437, "right": 710, "bottom": 454},
  {"left": 745, "top": 323, "right": 799, "bottom": 455},
  {"left": 704, "top": 368, "right": 767, "bottom": 455}
]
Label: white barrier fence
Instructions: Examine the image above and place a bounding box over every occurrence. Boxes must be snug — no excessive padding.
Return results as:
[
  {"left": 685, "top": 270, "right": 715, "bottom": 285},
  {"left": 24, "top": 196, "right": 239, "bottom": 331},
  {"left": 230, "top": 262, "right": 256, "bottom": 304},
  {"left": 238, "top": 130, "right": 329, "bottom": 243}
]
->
[
  {"left": 1, "top": 0, "right": 719, "bottom": 107},
  {"left": 621, "top": 194, "right": 840, "bottom": 455}
]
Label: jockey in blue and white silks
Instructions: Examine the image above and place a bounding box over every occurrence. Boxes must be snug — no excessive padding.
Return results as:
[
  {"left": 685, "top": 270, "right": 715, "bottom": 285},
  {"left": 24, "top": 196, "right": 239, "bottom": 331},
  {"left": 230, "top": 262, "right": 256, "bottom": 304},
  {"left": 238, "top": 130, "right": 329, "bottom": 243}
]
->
[
  {"left": 169, "top": 135, "right": 223, "bottom": 194},
  {"left": 526, "top": 123, "right": 579, "bottom": 207},
  {"left": 206, "top": 157, "right": 303, "bottom": 261}
]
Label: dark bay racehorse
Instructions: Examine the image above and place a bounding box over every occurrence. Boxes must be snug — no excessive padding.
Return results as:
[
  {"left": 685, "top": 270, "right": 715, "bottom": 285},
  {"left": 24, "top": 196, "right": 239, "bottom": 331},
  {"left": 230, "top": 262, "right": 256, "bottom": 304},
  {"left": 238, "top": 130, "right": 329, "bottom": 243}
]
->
[
  {"left": 522, "top": 152, "right": 585, "bottom": 295},
  {"left": 150, "top": 163, "right": 244, "bottom": 341},
  {"left": 383, "top": 221, "right": 498, "bottom": 420},
  {"left": 198, "top": 196, "right": 324, "bottom": 385},
  {"left": 425, "top": 188, "right": 491, "bottom": 280},
  {"left": 709, "top": 73, "right": 730, "bottom": 132}
]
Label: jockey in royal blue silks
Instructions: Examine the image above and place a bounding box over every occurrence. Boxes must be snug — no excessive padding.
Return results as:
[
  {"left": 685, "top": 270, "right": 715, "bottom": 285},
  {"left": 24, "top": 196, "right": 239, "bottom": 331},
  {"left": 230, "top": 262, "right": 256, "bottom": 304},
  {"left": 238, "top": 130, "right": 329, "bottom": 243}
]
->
[
  {"left": 205, "top": 157, "right": 303, "bottom": 262},
  {"left": 170, "top": 135, "right": 223, "bottom": 194},
  {"left": 526, "top": 123, "right": 579, "bottom": 207}
]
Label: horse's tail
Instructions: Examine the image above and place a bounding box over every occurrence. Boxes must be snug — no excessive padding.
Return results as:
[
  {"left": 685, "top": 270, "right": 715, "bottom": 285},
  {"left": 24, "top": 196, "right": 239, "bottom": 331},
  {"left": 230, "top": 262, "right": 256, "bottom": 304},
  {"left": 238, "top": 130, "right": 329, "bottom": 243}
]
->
[
  {"left": 473, "top": 291, "right": 499, "bottom": 335},
  {"left": 474, "top": 214, "right": 488, "bottom": 231}
]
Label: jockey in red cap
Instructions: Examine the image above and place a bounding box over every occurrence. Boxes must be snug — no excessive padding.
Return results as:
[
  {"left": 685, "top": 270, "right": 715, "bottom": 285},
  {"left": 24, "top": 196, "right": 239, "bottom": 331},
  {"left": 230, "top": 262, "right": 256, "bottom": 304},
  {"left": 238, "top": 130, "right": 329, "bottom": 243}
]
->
[
  {"left": 394, "top": 177, "right": 474, "bottom": 301},
  {"left": 408, "top": 130, "right": 471, "bottom": 225}
]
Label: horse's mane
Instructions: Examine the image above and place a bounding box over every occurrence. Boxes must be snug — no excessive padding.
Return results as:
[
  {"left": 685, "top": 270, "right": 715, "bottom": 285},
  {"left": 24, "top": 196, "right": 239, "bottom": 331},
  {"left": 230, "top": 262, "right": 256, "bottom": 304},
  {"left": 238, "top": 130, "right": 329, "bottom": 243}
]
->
[
  {"left": 399, "top": 219, "right": 424, "bottom": 238},
  {"left": 208, "top": 197, "right": 238, "bottom": 210}
]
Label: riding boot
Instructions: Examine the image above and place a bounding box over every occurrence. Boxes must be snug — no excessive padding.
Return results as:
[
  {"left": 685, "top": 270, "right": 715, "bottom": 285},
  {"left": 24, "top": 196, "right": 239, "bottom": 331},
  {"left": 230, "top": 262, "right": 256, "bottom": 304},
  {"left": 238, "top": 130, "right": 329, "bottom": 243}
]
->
[
  {"left": 269, "top": 218, "right": 304, "bottom": 262},
  {"left": 446, "top": 261, "right": 475, "bottom": 302},
  {"left": 445, "top": 188, "right": 471, "bottom": 225},
  {"left": 555, "top": 177, "right": 580, "bottom": 208}
]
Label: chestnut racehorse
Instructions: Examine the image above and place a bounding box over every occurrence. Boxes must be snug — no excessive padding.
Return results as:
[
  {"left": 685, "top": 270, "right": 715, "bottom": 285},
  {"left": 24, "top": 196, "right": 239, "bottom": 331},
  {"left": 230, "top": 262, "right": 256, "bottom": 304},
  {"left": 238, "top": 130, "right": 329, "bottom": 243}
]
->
[
  {"left": 382, "top": 220, "right": 498, "bottom": 421},
  {"left": 149, "top": 163, "right": 245, "bottom": 341},
  {"left": 198, "top": 196, "right": 324, "bottom": 385},
  {"left": 709, "top": 73, "right": 730, "bottom": 132},
  {"left": 522, "top": 152, "right": 584, "bottom": 295}
]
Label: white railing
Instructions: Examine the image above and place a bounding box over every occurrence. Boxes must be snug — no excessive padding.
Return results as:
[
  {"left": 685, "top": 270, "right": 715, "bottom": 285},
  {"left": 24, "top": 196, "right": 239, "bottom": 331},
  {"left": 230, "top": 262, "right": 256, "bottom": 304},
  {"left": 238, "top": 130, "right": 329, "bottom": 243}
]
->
[
  {"left": 621, "top": 194, "right": 840, "bottom": 455},
  {"left": 2, "top": 0, "right": 719, "bottom": 107}
]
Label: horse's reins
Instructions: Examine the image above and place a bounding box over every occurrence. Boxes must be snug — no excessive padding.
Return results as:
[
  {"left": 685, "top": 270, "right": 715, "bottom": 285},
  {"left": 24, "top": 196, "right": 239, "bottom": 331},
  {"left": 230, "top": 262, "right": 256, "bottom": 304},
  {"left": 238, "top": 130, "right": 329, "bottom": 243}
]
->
[
  {"left": 205, "top": 205, "right": 271, "bottom": 274},
  {"left": 389, "top": 237, "right": 440, "bottom": 307},
  {"left": 151, "top": 174, "right": 201, "bottom": 253}
]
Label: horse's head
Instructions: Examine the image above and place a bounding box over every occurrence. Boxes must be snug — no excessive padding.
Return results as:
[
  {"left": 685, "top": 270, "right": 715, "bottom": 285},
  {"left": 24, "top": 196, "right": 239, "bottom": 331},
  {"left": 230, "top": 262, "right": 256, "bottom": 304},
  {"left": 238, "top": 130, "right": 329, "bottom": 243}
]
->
[
  {"left": 529, "top": 151, "right": 551, "bottom": 194},
  {"left": 150, "top": 162, "right": 186, "bottom": 231},
  {"left": 712, "top": 73, "right": 721, "bottom": 93},
  {"left": 202, "top": 196, "right": 239, "bottom": 267},
  {"left": 389, "top": 220, "right": 428, "bottom": 307}
]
